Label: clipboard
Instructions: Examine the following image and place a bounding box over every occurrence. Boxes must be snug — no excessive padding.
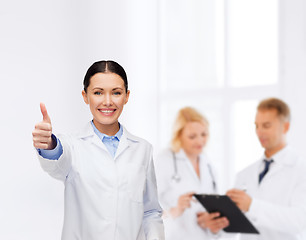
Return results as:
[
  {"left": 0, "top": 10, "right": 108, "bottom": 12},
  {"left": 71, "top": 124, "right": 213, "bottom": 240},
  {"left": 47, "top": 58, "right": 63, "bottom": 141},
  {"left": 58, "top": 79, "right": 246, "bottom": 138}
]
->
[{"left": 194, "top": 194, "right": 259, "bottom": 234}]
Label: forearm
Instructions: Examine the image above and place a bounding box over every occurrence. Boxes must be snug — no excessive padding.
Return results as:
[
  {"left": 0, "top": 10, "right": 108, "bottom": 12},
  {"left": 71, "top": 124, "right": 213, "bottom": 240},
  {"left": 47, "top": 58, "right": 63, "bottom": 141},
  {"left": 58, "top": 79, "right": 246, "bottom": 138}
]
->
[{"left": 37, "top": 135, "right": 72, "bottom": 181}]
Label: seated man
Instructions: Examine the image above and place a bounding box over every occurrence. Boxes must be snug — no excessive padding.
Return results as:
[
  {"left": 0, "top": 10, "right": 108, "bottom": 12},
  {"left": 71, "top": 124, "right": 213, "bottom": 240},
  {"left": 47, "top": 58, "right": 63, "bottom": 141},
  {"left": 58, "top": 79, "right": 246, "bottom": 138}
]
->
[{"left": 226, "top": 97, "right": 306, "bottom": 240}]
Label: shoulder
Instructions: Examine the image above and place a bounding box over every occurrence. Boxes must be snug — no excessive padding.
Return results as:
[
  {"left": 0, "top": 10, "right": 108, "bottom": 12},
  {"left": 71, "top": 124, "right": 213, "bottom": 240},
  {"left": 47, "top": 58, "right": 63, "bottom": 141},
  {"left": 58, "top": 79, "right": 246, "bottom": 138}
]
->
[
  {"left": 155, "top": 148, "right": 174, "bottom": 164},
  {"left": 286, "top": 147, "right": 306, "bottom": 170},
  {"left": 157, "top": 148, "right": 173, "bottom": 158},
  {"left": 122, "top": 126, "right": 152, "bottom": 147},
  {"left": 154, "top": 148, "right": 173, "bottom": 168},
  {"left": 285, "top": 146, "right": 305, "bottom": 164}
]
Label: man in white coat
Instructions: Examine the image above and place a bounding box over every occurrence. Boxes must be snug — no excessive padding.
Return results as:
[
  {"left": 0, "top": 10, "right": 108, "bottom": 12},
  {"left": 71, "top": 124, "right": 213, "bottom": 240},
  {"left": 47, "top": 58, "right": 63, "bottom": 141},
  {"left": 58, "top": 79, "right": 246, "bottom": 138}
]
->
[{"left": 226, "top": 98, "right": 306, "bottom": 240}]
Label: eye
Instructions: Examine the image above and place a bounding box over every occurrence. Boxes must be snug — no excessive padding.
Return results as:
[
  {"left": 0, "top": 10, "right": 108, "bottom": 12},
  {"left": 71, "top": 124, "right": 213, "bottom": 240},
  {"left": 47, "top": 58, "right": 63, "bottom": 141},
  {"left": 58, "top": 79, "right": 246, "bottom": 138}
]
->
[
  {"left": 263, "top": 123, "right": 271, "bottom": 129},
  {"left": 94, "top": 91, "right": 102, "bottom": 95},
  {"left": 201, "top": 132, "right": 207, "bottom": 137},
  {"left": 188, "top": 135, "right": 196, "bottom": 140},
  {"left": 113, "top": 91, "right": 122, "bottom": 96}
]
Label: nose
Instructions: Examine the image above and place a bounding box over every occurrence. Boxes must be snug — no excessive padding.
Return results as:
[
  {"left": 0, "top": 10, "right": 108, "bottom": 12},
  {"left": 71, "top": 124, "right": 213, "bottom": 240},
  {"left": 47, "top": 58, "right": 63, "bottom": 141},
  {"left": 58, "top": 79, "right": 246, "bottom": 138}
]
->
[{"left": 103, "top": 93, "right": 112, "bottom": 106}]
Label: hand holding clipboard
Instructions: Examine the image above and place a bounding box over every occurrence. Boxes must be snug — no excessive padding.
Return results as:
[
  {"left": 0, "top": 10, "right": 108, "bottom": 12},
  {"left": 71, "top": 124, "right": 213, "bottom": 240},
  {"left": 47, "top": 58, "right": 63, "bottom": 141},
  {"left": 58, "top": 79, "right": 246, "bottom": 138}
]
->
[{"left": 194, "top": 194, "right": 259, "bottom": 234}]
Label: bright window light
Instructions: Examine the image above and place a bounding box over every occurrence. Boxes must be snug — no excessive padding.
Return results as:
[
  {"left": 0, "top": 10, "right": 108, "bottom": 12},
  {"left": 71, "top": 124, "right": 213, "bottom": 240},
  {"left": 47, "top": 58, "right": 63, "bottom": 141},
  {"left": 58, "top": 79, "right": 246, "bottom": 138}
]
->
[
  {"left": 227, "top": 0, "right": 278, "bottom": 87},
  {"left": 232, "top": 100, "right": 263, "bottom": 173}
]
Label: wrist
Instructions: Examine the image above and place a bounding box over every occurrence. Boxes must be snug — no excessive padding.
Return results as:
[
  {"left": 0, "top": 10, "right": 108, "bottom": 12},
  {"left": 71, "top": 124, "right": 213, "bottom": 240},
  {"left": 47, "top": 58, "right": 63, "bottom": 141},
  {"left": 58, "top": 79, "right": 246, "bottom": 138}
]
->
[
  {"left": 48, "top": 134, "right": 57, "bottom": 150},
  {"left": 169, "top": 206, "right": 183, "bottom": 218}
]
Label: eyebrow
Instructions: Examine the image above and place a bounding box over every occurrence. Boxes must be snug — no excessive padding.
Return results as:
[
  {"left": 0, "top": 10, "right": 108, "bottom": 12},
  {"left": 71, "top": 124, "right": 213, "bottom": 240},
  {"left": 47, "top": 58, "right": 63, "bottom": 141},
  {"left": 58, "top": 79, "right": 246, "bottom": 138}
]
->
[{"left": 92, "top": 87, "right": 124, "bottom": 91}]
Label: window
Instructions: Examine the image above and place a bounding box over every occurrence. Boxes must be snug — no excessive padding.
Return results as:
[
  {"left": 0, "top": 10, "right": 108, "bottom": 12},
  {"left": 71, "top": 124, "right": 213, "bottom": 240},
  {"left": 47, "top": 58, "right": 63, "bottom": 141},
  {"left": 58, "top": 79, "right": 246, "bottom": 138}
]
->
[{"left": 158, "top": 0, "right": 280, "bottom": 191}]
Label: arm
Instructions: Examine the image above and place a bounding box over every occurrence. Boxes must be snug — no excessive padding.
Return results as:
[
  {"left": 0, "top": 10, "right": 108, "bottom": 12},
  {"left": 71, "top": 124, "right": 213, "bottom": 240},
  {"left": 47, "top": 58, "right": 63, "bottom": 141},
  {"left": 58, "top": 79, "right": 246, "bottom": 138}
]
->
[
  {"left": 33, "top": 103, "right": 72, "bottom": 181},
  {"left": 227, "top": 172, "right": 306, "bottom": 234},
  {"left": 154, "top": 150, "right": 195, "bottom": 219},
  {"left": 142, "top": 147, "right": 165, "bottom": 240}
]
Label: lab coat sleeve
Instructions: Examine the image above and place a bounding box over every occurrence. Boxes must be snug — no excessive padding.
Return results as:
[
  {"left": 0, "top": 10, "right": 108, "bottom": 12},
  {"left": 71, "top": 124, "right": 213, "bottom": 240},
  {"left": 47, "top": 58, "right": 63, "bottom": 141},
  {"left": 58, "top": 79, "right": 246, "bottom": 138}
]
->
[
  {"left": 154, "top": 150, "right": 176, "bottom": 211},
  {"left": 142, "top": 145, "right": 165, "bottom": 240},
  {"left": 36, "top": 134, "right": 72, "bottom": 182},
  {"left": 247, "top": 173, "right": 306, "bottom": 234}
]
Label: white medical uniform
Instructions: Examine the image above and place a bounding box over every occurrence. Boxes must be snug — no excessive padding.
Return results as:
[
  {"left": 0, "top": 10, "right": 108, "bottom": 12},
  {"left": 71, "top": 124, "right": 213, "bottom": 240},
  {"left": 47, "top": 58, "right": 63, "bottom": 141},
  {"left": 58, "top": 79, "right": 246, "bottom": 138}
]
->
[
  {"left": 235, "top": 146, "right": 306, "bottom": 240},
  {"left": 37, "top": 122, "right": 165, "bottom": 240},
  {"left": 154, "top": 149, "right": 217, "bottom": 240}
]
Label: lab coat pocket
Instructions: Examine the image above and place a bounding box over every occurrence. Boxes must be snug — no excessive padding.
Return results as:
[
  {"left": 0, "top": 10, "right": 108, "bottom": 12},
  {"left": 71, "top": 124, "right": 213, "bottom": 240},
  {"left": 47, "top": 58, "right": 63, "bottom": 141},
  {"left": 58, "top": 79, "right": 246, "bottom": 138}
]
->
[{"left": 127, "top": 163, "right": 146, "bottom": 203}]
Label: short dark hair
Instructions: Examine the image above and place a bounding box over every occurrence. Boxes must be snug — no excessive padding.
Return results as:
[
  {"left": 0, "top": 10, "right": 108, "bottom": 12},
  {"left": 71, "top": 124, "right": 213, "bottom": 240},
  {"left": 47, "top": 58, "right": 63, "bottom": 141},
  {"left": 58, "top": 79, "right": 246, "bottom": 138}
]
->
[
  {"left": 83, "top": 60, "right": 128, "bottom": 93},
  {"left": 257, "top": 97, "right": 291, "bottom": 122}
]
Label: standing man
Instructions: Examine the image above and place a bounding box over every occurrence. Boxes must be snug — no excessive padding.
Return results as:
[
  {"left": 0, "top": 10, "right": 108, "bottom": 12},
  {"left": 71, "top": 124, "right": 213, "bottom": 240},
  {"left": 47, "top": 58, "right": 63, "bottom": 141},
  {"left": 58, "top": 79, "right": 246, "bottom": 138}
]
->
[{"left": 227, "top": 98, "right": 306, "bottom": 240}]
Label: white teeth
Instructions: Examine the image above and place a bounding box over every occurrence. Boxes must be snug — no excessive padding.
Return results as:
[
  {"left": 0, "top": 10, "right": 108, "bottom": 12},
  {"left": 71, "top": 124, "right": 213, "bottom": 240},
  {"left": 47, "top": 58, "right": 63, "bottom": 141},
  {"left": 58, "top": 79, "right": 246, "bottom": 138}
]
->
[{"left": 101, "top": 110, "right": 114, "bottom": 113}]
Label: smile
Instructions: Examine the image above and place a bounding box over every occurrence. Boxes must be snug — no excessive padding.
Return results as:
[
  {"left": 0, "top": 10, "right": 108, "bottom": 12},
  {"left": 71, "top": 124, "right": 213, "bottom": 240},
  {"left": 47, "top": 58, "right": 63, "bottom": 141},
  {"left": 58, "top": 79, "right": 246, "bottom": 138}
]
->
[
  {"left": 98, "top": 109, "right": 116, "bottom": 115},
  {"left": 100, "top": 110, "right": 115, "bottom": 113}
]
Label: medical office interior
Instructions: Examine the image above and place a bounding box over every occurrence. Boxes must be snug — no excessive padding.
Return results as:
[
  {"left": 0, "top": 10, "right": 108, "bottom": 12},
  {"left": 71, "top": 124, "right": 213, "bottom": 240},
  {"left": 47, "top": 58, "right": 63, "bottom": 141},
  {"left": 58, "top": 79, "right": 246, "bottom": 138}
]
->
[{"left": 0, "top": 0, "right": 306, "bottom": 239}]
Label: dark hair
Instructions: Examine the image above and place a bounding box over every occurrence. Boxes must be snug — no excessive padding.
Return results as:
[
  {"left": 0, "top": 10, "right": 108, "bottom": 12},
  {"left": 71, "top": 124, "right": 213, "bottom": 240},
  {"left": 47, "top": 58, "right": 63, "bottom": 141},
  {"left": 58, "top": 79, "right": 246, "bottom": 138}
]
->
[
  {"left": 257, "top": 97, "right": 291, "bottom": 122},
  {"left": 83, "top": 60, "right": 128, "bottom": 93}
]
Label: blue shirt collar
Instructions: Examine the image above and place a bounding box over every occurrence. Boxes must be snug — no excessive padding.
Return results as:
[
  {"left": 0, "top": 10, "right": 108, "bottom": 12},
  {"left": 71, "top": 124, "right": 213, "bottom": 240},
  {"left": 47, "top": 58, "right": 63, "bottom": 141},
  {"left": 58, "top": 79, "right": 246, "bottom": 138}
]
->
[{"left": 90, "top": 121, "right": 123, "bottom": 141}]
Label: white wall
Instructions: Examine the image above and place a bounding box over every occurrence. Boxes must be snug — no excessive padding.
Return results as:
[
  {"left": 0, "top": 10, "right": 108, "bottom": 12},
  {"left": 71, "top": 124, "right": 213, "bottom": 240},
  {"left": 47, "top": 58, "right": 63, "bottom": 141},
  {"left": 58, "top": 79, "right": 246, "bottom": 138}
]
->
[
  {"left": 0, "top": 1, "right": 159, "bottom": 239},
  {"left": 0, "top": 1, "right": 82, "bottom": 239},
  {"left": 280, "top": 0, "right": 306, "bottom": 158}
]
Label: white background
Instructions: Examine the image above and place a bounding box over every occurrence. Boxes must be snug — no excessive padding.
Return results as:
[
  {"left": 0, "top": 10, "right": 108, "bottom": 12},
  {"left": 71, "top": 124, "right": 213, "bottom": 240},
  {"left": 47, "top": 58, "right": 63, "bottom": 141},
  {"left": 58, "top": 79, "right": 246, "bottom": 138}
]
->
[{"left": 0, "top": 0, "right": 306, "bottom": 239}]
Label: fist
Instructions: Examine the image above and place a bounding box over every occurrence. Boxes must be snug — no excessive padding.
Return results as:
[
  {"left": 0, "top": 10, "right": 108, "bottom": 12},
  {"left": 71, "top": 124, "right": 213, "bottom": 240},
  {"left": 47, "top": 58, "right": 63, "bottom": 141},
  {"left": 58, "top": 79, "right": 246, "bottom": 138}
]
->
[
  {"left": 32, "top": 103, "right": 56, "bottom": 150},
  {"left": 197, "top": 212, "right": 229, "bottom": 234}
]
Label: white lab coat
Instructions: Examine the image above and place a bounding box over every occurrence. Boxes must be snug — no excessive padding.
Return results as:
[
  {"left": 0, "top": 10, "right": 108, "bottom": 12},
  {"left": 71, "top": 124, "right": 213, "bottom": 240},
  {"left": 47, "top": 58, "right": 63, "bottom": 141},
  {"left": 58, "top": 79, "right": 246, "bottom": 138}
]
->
[
  {"left": 37, "top": 122, "right": 164, "bottom": 240},
  {"left": 234, "top": 146, "right": 306, "bottom": 240},
  {"left": 154, "top": 149, "right": 217, "bottom": 240}
]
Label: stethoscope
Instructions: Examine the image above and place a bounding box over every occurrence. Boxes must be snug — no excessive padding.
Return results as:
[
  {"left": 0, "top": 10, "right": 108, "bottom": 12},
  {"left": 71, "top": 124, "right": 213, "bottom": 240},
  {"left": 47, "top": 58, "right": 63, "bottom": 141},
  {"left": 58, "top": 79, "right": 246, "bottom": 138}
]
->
[{"left": 171, "top": 151, "right": 217, "bottom": 191}]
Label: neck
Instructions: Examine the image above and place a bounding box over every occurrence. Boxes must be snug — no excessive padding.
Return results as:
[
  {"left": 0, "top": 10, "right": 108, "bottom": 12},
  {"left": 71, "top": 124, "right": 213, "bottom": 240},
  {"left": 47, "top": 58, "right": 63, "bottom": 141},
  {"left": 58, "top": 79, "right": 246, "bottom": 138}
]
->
[
  {"left": 185, "top": 153, "right": 198, "bottom": 163},
  {"left": 93, "top": 120, "right": 120, "bottom": 136},
  {"left": 185, "top": 152, "right": 200, "bottom": 178},
  {"left": 265, "top": 143, "right": 287, "bottom": 158}
]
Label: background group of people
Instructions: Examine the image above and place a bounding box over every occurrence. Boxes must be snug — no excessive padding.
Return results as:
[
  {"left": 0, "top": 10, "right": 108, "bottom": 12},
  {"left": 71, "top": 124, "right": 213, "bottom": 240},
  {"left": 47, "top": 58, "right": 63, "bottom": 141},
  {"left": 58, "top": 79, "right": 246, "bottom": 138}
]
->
[
  {"left": 33, "top": 60, "right": 306, "bottom": 240},
  {"left": 154, "top": 98, "right": 306, "bottom": 240}
]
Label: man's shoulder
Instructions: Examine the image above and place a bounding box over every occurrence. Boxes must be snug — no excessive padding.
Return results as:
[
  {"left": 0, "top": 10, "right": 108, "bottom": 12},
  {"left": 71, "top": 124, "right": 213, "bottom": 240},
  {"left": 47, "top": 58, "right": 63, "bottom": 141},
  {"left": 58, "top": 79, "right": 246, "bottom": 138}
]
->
[{"left": 279, "top": 146, "right": 306, "bottom": 167}]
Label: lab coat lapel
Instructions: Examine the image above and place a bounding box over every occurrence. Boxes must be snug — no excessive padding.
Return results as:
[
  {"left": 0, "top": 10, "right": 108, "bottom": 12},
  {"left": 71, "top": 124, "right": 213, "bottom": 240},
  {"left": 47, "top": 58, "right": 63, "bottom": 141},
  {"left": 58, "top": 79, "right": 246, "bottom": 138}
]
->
[
  {"left": 265, "top": 161, "right": 285, "bottom": 180},
  {"left": 176, "top": 150, "right": 200, "bottom": 183},
  {"left": 264, "top": 147, "right": 295, "bottom": 180},
  {"left": 76, "top": 122, "right": 109, "bottom": 153},
  {"left": 115, "top": 126, "right": 137, "bottom": 160},
  {"left": 115, "top": 133, "right": 130, "bottom": 160}
]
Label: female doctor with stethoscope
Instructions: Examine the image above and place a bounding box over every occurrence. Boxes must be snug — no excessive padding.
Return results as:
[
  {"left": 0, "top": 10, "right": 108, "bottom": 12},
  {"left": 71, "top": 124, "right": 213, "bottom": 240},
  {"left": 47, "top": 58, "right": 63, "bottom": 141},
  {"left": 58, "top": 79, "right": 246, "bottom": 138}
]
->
[{"left": 154, "top": 107, "right": 229, "bottom": 239}]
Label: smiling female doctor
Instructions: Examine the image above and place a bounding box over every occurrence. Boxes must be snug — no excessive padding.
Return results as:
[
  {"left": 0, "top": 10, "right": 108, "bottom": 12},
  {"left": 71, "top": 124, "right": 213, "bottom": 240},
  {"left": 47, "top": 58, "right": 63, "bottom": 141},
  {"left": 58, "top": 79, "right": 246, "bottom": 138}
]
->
[
  {"left": 154, "top": 107, "right": 228, "bottom": 240},
  {"left": 32, "top": 60, "right": 164, "bottom": 240}
]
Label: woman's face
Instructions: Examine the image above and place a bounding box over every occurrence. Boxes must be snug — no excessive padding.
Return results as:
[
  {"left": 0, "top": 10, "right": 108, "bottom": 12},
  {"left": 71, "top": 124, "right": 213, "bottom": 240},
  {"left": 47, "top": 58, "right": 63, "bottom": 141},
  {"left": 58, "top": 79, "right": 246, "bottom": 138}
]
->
[
  {"left": 180, "top": 121, "right": 209, "bottom": 157},
  {"left": 82, "top": 72, "right": 130, "bottom": 134}
]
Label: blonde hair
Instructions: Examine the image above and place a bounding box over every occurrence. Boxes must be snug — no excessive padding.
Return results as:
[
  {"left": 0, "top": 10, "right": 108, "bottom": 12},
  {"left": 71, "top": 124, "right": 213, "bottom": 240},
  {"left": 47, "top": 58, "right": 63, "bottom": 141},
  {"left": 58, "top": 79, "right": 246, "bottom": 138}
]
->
[
  {"left": 257, "top": 97, "right": 291, "bottom": 122},
  {"left": 171, "top": 107, "right": 209, "bottom": 152}
]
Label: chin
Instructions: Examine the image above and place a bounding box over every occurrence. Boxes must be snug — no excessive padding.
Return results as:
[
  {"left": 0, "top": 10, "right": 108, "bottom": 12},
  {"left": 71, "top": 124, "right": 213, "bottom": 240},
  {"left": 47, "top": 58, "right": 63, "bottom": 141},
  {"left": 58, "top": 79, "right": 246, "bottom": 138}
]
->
[{"left": 95, "top": 118, "right": 117, "bottom": 126}]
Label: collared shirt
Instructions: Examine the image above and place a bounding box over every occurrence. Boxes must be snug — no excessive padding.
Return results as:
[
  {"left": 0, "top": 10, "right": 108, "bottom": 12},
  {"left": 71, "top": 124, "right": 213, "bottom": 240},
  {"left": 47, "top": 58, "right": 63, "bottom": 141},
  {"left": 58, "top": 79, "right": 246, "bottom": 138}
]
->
[
  {"left": 39, "top": 121, "right": 123, "bottom": 159},
  {"left": 90, "top": 121, "right": 123, "bottom": 158}
]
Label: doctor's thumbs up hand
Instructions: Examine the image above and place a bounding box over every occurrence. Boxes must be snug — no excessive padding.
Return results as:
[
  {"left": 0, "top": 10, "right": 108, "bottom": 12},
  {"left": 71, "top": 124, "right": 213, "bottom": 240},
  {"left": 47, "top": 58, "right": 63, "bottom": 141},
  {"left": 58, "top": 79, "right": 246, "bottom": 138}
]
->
[{"left": 32, "top": 103, "right": 56, "bottom": 150}]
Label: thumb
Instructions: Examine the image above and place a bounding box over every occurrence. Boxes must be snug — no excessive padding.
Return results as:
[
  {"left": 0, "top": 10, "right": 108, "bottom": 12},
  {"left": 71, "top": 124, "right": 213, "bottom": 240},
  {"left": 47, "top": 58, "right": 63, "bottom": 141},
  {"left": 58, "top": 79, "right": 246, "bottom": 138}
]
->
[{"left": 40, "top": 102, "right": 51, "bottom": 123}]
